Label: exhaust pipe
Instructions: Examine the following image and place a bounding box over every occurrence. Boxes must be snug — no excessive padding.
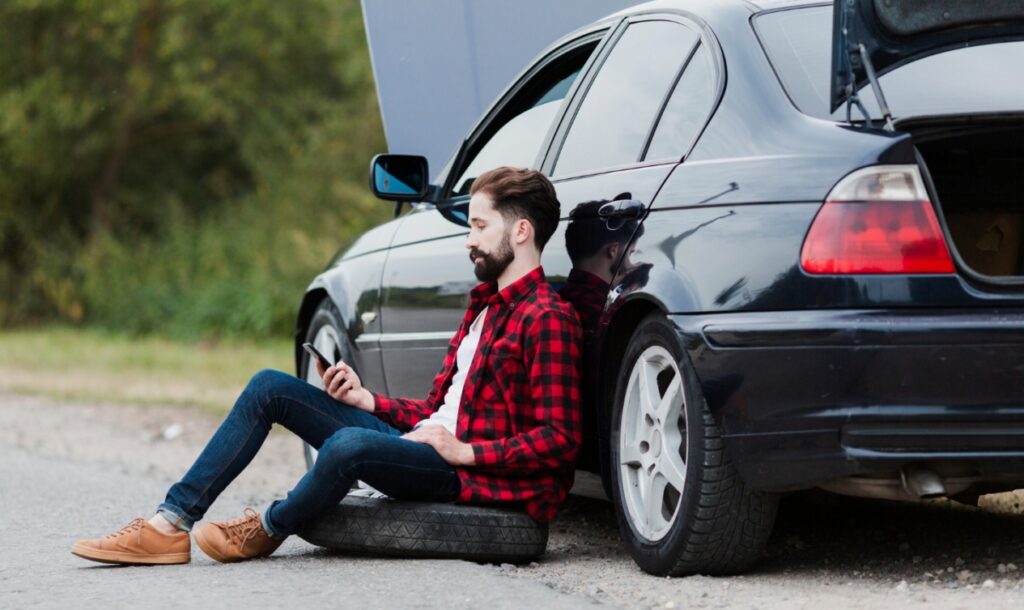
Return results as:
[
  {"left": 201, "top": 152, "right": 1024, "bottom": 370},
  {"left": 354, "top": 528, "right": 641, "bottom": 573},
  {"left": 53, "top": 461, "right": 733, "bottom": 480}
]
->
[{"left": 900, "top": 464, "right": 947, "bottom": 499}]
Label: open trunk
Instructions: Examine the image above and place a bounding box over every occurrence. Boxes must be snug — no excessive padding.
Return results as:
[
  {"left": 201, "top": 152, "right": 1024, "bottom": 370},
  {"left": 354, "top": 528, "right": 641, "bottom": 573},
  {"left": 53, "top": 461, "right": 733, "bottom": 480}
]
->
[{"left": 908, "top": 118, "right": 1024, "bottom": 278}]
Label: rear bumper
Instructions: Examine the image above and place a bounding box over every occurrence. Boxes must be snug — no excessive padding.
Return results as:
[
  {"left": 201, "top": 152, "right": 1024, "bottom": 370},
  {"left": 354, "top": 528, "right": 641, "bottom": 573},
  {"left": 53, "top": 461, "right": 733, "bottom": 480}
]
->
[{"left": 672, "top": 309, "right": 1024, "bottom": 491}]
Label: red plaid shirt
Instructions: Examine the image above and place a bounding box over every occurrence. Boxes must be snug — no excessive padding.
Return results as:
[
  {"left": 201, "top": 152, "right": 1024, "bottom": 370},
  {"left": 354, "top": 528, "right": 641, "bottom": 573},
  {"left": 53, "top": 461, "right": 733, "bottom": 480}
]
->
[{"left": 370, "top": 266, "right": 583, "bottom": 523}]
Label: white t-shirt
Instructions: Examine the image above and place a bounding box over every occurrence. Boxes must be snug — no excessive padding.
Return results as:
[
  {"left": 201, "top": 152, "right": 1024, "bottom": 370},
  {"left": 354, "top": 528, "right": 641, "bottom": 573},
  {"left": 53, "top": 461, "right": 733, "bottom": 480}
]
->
[{"left": 414, "top": 306, "right": 487, "bottom": 434}]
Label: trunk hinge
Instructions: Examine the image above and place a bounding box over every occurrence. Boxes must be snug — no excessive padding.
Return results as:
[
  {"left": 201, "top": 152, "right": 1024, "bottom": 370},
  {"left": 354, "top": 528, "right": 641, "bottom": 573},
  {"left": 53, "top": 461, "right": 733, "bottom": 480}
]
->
[{"left": 844, "top": 43, "right": 895, "bottom": 131}]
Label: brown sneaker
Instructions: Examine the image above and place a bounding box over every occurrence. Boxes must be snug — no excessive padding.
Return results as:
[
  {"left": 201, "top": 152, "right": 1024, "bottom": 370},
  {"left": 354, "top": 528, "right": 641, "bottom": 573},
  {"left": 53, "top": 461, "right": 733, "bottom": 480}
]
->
[
  {"left": 71, "top": 518, "right": 191, "bottom": 565},
  {"left": 193, "top": 508, "right": 284, "bottom": 563}
]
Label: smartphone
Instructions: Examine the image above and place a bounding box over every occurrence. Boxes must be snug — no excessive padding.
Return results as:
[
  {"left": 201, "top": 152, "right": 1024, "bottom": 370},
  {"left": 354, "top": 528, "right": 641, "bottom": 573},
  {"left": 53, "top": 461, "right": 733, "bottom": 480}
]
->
[{"left": 302, "top": 342, "right": 334, "bottom": 370}]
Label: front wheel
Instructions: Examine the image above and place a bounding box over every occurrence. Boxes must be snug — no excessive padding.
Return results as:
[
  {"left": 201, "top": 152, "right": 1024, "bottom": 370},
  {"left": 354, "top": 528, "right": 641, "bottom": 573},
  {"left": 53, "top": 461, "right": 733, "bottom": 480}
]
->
[
  {"left": 299, "top": 298, "right": 351, "bottom": 470},
  {"left": 609, "top": 312, "right": 778, "bottom": 576}
]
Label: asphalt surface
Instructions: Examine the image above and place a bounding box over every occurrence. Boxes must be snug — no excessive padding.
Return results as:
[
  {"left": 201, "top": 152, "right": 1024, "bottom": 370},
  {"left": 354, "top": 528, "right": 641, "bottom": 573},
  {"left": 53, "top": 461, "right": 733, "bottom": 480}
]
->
[
  {"left": 4, "top": 390, "right": 1024, "bottom": 609},
  {"left": 0, "top": 395, "right": 596, "bottom": 610}
]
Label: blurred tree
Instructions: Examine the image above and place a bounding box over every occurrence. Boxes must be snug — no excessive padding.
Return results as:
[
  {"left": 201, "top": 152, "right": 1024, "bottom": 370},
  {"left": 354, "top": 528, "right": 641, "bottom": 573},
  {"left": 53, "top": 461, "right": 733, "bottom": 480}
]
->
[{"left": 0, "top": 0, "right": 388, "bottom": 335}]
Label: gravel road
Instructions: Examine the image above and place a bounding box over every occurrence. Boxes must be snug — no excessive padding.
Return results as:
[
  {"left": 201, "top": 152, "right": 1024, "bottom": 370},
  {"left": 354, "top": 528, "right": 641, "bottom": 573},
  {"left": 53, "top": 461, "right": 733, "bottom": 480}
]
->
[{"left": 2, "top": 390, "right": 1023, "bottom": 609}]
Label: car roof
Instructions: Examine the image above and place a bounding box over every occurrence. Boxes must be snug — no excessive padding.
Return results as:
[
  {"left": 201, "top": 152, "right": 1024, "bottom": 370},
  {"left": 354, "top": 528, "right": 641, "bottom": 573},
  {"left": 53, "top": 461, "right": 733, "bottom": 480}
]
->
[
  {"left": 601, "top": 0, "right": 820, "bottom": 21},
  {"left": 742, "top": 0, "right": 822, "bottom": 11}
]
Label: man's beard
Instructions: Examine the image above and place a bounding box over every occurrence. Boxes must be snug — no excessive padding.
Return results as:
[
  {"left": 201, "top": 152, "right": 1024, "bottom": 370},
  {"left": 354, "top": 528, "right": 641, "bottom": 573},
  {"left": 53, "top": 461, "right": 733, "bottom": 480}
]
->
[{"left": 469, "top": 232, "right": 515, "bottom": 282}]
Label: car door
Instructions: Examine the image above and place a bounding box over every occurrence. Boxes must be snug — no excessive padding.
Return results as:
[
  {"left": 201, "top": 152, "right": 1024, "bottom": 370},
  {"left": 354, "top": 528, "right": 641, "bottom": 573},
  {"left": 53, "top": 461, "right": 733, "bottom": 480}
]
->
[
  {"left": 545, "top": 14, "right": 723, "bottom": 300},
  {"left": 538, "top": 14, "right": 724, "bottom": 452},
  {"left": 376, "top": 29, "right": 608, "bottom": 398}
]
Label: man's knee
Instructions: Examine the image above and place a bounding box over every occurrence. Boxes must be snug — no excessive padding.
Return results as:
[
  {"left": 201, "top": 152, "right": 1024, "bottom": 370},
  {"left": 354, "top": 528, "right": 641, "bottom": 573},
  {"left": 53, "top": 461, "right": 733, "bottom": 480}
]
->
[
  {"left": 316, "top": 428, "right": 379, "bottom": 476},
  {"left": 249, "top": 368, "right": 291, "bottom": 391},
  {"left": 238, "top": 369, "right": 295, "bottom": 419}
]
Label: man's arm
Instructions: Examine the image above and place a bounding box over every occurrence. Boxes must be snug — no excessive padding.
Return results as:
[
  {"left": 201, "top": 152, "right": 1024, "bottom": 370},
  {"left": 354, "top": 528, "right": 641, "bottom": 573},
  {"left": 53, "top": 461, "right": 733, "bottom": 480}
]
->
[
  {"left": 318, "top": 358, "right": 437, "bottom": 428},
  {"left": 319, "top": 361, "right": 374, "bottom": 411},
  {"left": 470, "top": 308, "right": 583, "bottom": 473},
  {"left": 370, "top": 392, "right": 436, "bottom": 430}
]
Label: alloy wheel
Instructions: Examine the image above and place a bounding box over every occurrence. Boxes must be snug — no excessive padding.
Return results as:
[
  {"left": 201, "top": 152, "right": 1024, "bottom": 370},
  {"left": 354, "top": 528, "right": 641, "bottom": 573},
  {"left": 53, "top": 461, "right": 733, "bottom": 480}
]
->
[{"left": 618, "top": 344, "right": 688, "bottom": 542}]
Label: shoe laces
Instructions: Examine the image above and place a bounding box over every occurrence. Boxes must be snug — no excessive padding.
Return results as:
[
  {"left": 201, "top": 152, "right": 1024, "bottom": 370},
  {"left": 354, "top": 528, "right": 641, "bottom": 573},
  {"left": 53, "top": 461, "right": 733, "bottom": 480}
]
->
[
  {"left": 223, "top": 508, "right": 266, "bottom": 547},
  {"left": 107, "top": 518, "right": 146, "bottom": 539}
]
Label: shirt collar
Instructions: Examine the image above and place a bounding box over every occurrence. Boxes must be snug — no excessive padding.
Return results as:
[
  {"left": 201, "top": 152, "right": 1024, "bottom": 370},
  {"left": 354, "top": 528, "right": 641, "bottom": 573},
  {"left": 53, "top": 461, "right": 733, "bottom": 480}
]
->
[{"left": 470, "top": 265, "right": 546, "bottom": 307}]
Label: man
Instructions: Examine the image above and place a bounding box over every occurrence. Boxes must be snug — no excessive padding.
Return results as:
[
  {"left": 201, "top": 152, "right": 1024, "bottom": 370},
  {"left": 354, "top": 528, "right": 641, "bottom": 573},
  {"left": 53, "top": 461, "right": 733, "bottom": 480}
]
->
[{"left": 71, "top": 166, "right": 583, "bottom": 565}]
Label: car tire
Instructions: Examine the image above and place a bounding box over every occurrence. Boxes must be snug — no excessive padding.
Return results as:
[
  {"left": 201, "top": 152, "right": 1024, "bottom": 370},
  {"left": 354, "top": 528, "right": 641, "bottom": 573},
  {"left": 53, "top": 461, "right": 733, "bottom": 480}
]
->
[
  {"left": 300, "top": 298, "right": 352, "bottom": 470},
  {"left": 299, "top": 496, "right": 549, "bottom": 563},
  {"left": 609, "top": 312, "right": 778, "bottom": 576}
]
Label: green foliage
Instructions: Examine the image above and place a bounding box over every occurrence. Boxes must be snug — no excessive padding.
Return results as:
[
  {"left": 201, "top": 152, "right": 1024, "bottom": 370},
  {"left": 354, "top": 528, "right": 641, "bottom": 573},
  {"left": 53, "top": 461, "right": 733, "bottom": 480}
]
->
[{"left": 0, "top": 0, "right": 389, "bottom": 337}]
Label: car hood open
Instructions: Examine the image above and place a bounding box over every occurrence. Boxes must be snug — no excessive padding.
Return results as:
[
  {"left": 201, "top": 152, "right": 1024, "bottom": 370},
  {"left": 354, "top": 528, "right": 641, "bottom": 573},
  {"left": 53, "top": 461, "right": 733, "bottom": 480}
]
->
[{"left": 830, "top": 0, "right": 1024, "bottom": 112}]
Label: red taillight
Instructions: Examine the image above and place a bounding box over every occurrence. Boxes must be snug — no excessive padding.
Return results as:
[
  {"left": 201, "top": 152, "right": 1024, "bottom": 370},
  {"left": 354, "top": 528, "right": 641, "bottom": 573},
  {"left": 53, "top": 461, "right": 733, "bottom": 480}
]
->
[{"left": 800, "top": 166, "right": 955, "bottom": 275}]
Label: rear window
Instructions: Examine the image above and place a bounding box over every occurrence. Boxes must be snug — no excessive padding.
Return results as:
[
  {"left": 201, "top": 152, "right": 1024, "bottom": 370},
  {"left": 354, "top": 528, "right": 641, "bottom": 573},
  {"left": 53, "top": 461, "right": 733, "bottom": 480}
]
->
[{"left": 754, "top": 5, "right": 1024, "bottom": 121}]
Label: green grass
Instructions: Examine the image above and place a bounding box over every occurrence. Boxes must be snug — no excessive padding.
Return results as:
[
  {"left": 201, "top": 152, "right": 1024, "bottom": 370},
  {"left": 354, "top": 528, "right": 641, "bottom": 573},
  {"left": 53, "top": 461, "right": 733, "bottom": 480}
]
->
[{"left": 0, "top": 326, "right": 295, "bottom": 415}]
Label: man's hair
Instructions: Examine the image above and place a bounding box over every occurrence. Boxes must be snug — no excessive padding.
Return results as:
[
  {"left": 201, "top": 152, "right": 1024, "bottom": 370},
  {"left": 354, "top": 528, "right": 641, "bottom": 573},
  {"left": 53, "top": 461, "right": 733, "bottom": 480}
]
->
[{"left": 470, "top": 167, "right": 560, "bottom": 251}]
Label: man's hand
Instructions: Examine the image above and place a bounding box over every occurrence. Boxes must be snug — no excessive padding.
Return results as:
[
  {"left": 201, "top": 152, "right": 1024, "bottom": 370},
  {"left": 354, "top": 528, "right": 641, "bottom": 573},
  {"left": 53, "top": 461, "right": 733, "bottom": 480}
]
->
[
  {"left": 317, "top": 359, "right": 375, "bottom": 413},
  {"left": 402, "top": 425, "right": 475, "bottom": 466}
]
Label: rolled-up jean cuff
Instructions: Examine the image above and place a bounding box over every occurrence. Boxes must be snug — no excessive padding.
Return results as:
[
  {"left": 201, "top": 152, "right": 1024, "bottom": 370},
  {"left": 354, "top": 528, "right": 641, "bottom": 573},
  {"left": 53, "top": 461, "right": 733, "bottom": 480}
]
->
[
  {"left": 156, "top": 504, "right": 194, "bottom": 532},
  {"left": 262, "top": 503, "right": 284, "bottom": 539}
]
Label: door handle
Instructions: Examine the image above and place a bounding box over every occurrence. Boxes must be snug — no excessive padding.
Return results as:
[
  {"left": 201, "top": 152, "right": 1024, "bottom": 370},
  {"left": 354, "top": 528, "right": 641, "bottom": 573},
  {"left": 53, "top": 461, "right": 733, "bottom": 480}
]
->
[{"left": 598, "top": 199, "right": 645, "bottom": 219}]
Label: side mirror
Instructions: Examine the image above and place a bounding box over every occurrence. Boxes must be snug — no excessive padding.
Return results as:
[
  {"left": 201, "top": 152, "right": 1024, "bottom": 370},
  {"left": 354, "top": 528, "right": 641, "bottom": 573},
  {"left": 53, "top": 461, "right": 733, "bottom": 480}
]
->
[{"left": 369, "top": 154, "right": 429, "bottom": 201}]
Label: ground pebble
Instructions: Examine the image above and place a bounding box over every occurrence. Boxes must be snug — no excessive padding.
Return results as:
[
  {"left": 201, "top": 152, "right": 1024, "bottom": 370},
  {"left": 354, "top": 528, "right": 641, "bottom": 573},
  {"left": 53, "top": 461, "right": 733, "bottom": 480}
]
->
[
  {"left": 983, "top": 580, "right": 996, "bottom": 589},
  {"left": 957, "top": 570, "right": 973, "bottom": 583},
  {"left": 895, "top": 580, "right": 909, "bottom": 592},
  {"left": 955, "top": 557, "right": 966, "bottom": 567}
]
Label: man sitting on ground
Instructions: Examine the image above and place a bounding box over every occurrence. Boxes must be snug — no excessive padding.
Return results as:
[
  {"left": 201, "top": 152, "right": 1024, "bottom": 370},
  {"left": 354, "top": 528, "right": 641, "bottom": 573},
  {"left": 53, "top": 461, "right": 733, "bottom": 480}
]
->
[{"left": 72, "top": 166, "right": 583, "bottom": 565}]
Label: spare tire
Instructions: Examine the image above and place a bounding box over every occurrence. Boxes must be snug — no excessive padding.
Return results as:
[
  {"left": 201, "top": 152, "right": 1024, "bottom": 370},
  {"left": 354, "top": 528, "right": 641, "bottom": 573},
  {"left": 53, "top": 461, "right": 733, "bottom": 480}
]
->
[{"left": 299, "top": 496, "right": 549, "bottom": 563}]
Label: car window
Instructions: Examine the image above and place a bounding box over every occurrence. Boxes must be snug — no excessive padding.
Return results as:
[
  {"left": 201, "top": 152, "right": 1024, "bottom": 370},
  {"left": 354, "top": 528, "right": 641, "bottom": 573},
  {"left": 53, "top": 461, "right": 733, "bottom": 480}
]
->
[
  {"left": 553, "top": 21, "right": 699, "bottom": 177},
  {"left": 451, "top": 45, "right": 595, "bottom": 197},
  {"left": 644, "top": 44, "right": 716, "bottom": 161}
]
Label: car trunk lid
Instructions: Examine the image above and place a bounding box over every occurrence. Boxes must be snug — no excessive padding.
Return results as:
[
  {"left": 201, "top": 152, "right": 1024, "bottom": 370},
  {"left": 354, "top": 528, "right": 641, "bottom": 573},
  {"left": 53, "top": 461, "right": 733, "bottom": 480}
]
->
[{"left": 830, "top": 0, "right": 1024, "bottom": 113}]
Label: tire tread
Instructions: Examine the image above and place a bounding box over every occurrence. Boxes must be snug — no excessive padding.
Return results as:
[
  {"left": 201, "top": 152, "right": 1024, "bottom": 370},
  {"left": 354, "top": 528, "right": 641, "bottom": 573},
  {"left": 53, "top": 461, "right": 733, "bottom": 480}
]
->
[{"left": 299, "top": 496, "right": 549, "bottom": 563}]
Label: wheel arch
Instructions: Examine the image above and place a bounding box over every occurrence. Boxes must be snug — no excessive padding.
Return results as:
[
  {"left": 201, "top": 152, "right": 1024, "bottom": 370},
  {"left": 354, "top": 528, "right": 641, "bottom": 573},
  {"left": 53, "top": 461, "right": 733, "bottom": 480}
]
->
[
  {"left": 294, "top": 286, "right": 346, "bottom": 376},
  {"left": 598, "top": 297, "right": 664, "bottom": 433}
]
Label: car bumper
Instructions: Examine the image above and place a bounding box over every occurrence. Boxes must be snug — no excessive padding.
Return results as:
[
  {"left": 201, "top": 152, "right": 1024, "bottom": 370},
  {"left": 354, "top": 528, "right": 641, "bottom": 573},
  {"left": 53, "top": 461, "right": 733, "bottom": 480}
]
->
[{"left": 671, "top": 308, "right": 1024, "bottom": 492}]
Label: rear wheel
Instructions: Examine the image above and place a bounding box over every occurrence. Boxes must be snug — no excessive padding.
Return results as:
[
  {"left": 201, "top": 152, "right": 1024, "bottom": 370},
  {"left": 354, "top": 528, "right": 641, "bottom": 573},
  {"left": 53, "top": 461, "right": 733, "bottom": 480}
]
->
[
  {"left": 610, "top": 312, "right": 778, "bottom": 575},
  {"left": 300, "top": 298, "right": 352, "bottom": 470}
]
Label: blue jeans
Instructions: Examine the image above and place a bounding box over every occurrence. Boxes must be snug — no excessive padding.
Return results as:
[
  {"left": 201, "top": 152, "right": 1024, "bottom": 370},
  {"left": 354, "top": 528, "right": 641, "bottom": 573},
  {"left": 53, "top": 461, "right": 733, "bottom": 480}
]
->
[{"left": 156, "top": 369, "right": 460, "bottom": 537}]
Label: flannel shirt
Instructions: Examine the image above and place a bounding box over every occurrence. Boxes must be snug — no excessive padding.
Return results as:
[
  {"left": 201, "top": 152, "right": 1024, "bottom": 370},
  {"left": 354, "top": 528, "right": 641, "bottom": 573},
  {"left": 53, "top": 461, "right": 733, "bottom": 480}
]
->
[{"left": 370, "top": 265, "right": 583, "bottom": 523}]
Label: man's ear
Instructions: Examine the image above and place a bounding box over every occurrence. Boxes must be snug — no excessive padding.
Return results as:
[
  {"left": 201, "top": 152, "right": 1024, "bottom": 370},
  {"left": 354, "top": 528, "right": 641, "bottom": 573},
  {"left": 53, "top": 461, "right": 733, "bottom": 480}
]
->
[{"left": 514, "top": 218, "right": 533, "bottom": 246}]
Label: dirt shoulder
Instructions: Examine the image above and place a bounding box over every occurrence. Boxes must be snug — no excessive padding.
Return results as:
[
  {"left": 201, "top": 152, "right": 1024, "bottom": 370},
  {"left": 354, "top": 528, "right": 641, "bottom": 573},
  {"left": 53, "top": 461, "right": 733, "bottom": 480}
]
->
[{"left": 3, "top": 390, "right": 1023, "bottom": 609}]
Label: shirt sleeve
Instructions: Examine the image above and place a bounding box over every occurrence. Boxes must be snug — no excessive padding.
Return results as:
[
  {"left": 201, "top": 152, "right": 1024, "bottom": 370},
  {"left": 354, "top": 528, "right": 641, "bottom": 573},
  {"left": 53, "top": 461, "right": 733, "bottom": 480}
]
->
[
  {"left": 369, "top": 391, "right": 436, "bottom": 431},
  {"left": 470, "top": 308, "right": 583, "bottom": 472}
]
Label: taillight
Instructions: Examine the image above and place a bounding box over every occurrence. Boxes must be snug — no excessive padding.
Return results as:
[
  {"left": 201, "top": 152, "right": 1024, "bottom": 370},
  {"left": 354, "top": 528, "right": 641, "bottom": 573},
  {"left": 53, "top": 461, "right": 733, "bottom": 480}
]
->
[{"left": 800, "top": 165, "right": 955, "bottom": 275}]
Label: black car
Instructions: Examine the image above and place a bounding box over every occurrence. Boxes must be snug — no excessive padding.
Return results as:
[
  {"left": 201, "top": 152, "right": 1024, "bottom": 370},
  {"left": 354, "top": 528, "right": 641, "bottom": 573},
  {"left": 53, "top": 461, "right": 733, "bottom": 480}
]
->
[{"left": 293, "top": 0, "right": 1024, "bottom": 576}]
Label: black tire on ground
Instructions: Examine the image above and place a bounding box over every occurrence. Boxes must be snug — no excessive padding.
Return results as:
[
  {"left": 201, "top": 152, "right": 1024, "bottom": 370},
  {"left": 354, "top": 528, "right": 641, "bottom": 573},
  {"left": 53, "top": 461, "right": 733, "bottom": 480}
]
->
[
  {"left": 609, "top": 312, "right": 779, "bottom": 576},
  {"left": 299, "top": 496, "right": 549, "bottom": 563},
  {"left": 299, "top": 298, "right": 353, "bottom": 470}
]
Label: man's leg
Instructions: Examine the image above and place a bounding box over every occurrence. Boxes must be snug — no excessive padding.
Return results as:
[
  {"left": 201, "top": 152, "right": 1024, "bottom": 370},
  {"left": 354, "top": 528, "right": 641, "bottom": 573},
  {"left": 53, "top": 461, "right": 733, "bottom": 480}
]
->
[
  {"left": 264, "top": 426, "right": 460, "bottom": 538},
  {"left": 71, "top": 368, "right": 394, "bottom": 565},
  {"left": 156, "top": 368, "right": 396, "bottom": 531},
  {"left": 188, "top": 426, "right": 458, "bottom": 563}
]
